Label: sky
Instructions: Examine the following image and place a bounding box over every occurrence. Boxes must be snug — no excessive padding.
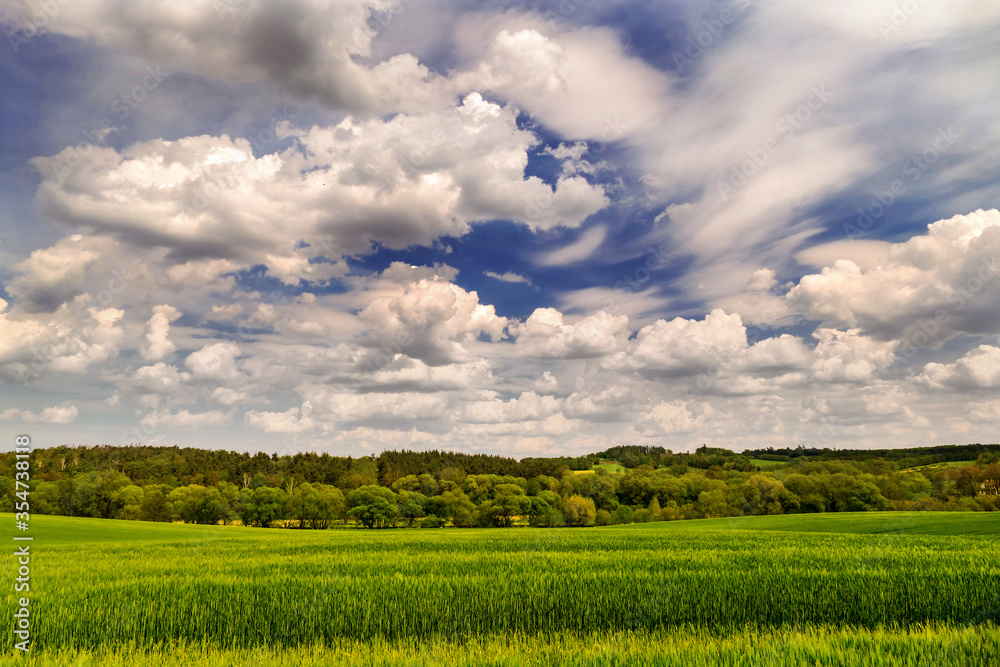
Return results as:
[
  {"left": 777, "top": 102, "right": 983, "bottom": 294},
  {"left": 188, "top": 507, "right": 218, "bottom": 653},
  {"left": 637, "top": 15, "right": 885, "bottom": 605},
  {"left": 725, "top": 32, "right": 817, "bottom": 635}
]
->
[{"left": 0, "top": 0, "right": 998, "bottom": 458}]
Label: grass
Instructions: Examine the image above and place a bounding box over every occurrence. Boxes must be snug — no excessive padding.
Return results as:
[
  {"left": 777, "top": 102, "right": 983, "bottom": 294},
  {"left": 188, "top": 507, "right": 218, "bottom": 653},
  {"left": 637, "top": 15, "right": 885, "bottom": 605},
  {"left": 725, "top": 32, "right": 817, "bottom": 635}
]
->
[
  {"left": 3, "top": 625, "right": 998, "bottom": 666},
  {"left": 899, "top": 460, "right": 977, "bottom": 472},
  {"left": 0, "top": 513, "right": 255, "bottom": 545},
  {"left": 4, "top": 512, "right": 998, "bottom": 665},
  {"left": 745, "top": 458, "right": 787, "bottom": 469},
  {"left": 617, "top": 511, "right": 1000, "bottom": 536}
]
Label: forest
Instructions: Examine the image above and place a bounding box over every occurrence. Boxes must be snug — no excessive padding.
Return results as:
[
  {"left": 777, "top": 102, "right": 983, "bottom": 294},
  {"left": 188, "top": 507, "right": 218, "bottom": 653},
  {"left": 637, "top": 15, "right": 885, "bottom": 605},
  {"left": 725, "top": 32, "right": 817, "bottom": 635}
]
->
[{"left": 4, "top": 443, "right": 999, "bottom": 529}]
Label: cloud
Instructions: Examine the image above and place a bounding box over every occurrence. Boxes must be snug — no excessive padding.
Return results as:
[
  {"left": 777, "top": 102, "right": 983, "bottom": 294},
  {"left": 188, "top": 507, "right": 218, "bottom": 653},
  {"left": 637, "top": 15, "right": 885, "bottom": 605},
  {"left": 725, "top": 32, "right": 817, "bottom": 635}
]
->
[
  {"left": 460, "top": 391, "right": 562, "bottom": 424},
  {"left": 4, "top": 3, "right": 1000, "bottom": 454},
  {"left": 0, "top": 298, "right": 125, "bottom": 383},
  {"left": 747, "top": 268, "right": 778, "bottom": 292},
  {"left": 245, "top": 304, "right": 279, "bottom": 329},
  {"left": 245, "top": 403, "right": 315, "bottom": 434},
  {"left": 30, "top": 94, "right": 607, "bottom": 273},
  {"left": 600, "top": 305, "right": 896, "bottom": 389},
  {"left": 607, "top": 309, "right": 747, "bottom": 378},
  {"left": 142, "top": 304, "right": 181, "bottom": 361},
  {"left": 795, "top": 240, "right": 893, "bottom": 271},
  {"left": 787, "top": 209, "right": 1000, "bottom": 344},
  {"left": 274, "top": 318, "right": 327, "bottom": 338},
  {"left": 968, "top": 400, "right": 1000, "bottom": 423},
  {"left": 125, "top": 362, "right": 188, "bottom": 396},
  {"left": 2, "top": 0, "right": 451, "bottom": 114},
  {"left": 810, "top": 328, "right": 897, "bottom": 383},
  {"left": 735, "top": 335, "right": 812, "bottom": 374},
  {"left": 557, "top": 286, "right": 669, "bottom": 328},
  {"left": 634, "top": 0, "right": 1000, "bottom": 306},
  {"left": 536, "top": 226, "right": 607, "bottom": 267},
  {"left": 184, "top": 341, "right": 244, "bottom": 383},
  {"left": 510, "top": 308, "right": 629, "bottom": 360},
  {"left": 533, "top": 371, "right": 558, "bottom": 392},
  {"left": 918, "top": 345, "right": 1000, "bottom": 390},
  {"left": 5, "top": 235, "right": 116, "bottom": 313},
  {"left": 139, "top": 408, "right": 233, "bottom": 430},
  {"left": 166, "top": 259, "right": 241, "bottom": 289},
  {"left": 306, "top": 390, "right": 449, "bottom": 424},
  {"left": 637, "top": 400, "right": 709, "bottom": 435},
  {"left": 360, "top": 358, "right": 493, "bottom": 393},
  {"left": 455, "top": 21, "right": 670, "bottom": 140},
  {"left": 358, "top": 277, "right": 507, "bottom": 366},
  {"left": 484, "top": 270, "right": 532, "bottom": 285},
  {"left": 563, "top": 385, "right": 636, "bottom": 420},
  {"left": 205, "top": 304, "right": 244, "bottom": 320},
  {"left": 0, "top": 405, "right": 79, "bottom": 424}
]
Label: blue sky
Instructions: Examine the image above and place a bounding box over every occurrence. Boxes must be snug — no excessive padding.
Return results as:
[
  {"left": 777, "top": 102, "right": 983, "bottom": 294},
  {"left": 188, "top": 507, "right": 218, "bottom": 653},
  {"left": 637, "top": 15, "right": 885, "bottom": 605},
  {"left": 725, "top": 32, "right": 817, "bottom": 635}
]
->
[{"left": 1, "top": 0, "right": 998, "bottom": 456}]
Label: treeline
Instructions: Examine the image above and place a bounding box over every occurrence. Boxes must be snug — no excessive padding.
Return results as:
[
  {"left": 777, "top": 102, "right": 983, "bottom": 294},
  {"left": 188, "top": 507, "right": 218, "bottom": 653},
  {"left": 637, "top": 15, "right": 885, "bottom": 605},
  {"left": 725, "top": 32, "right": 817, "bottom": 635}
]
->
[
  {"left": 2, "top": 444, "right": 998, "bottom": 529},
  {"left": 8, "top": 444, "right": 590, "bottom": 490},
  {"left": 745, "top": 443, "right": 1000, "bottom": 465}
]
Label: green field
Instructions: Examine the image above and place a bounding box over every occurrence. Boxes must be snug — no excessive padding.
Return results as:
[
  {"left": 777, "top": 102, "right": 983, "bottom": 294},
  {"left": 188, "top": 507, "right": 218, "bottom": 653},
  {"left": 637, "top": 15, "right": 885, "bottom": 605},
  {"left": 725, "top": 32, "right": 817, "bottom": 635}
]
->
[
  {"left": 4, "top": 512, "right": 998, "bottom": 665},
  {"left": 620, "top": 511, "right": 1000, "bottom": 535},
  {"left": 745, "top": 458, "right": 787, "bottom": 469},
  {"left": 900, "top": 460, "right": 978, "bottom": 472}
]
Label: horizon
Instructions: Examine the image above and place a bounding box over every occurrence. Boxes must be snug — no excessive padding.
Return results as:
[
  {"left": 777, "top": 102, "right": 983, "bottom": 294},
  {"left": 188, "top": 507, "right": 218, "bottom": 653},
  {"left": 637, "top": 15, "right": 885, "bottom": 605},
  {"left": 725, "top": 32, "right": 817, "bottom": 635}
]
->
[{"left": 10, "top": 441, "right": 1000, "bottom": 462}]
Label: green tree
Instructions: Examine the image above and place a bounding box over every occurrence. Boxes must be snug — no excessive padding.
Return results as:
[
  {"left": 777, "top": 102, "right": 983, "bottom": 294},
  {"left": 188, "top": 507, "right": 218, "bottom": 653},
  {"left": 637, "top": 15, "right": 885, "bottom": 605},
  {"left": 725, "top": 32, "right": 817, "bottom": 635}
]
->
[
  {"left": 32, "top": 481, "right": 61, "bottom": 515},
  {"left": 487, "top": 484, "right": 530, "bottom": 527},
  {"left": 614, "top": 505, "right": 634, "bottom": 524},
  {"left": 250, "top": 486, "right": 288, "bottom": 527},
  {"left": 526, "top": 496, "right": 551, "bottom": 526},
  {"left": 71, "top": 478, "right": 97, "bottom": 517},
  {"left": 346, "top": 485, "right": 399, "bottom": 529},
  {"left": 217, "top": 481, "right": 240, "bottom": 525},
  {"left": 563, "top": 494, "right": 596, "bottom": 527},
  {"left": 742, "top": 475, "right": 790, "bottom": 515},
  {"left": 648, "top": 496, "right": 662, "bottom": 520},
  {"left": 438, "top": 489, "right": 477, "bottom": 527},
  {"left": 140, "top": 486, "right": 173, "bottom": 522},
  {"left": 237, "top": 486, "right": 288, "bottom": 527},
  {"left": 93, "top": 471, "right": 132, "bottom": 518},
  {"left": 697, "top": 489, "right": 729, "bottom": 518},
  {"left": 288, "top": 482, "right": 320, "bottom": 529},
  {"left": 314, "top": 485, "right": 346, "bottom": 528},
  {"left": 398, "top": 492, "right": 428, "bottom": 527},
  {"left": 167, "top": 485, "right": 229, "bottom": 525},
  {"left": 113, "top": 484, "right": 144, "bottom": 520}
]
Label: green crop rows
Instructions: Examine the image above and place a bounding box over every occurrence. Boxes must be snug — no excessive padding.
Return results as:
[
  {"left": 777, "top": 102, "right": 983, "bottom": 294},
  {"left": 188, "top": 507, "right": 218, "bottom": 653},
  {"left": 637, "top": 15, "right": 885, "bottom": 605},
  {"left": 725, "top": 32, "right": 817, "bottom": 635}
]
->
[{"left": 4, "top": 513, "right": 998, "bottom": 665}]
